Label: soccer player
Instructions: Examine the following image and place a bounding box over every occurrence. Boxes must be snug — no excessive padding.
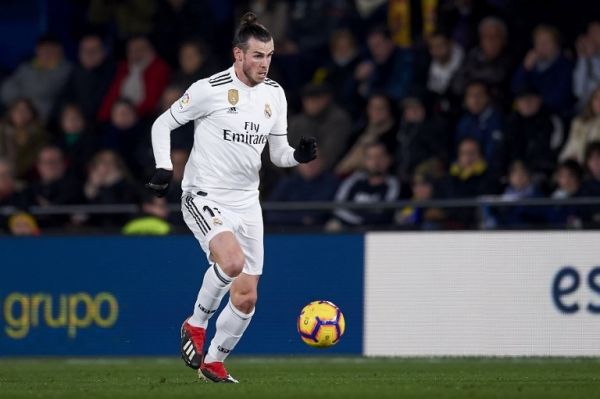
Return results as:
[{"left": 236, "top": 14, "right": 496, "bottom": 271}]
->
[{"left": 146, "top": 13, "right": 317, "bottom": 383}]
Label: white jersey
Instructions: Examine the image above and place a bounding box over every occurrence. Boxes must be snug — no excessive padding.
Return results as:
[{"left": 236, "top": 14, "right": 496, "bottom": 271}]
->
[{"left": 151, "top": 66, "right": 298, "bottom": 202}]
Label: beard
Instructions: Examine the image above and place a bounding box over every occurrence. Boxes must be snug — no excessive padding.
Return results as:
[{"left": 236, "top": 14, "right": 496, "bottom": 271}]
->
[{"left": 242, "top": 62, "right": 265, "bottom": 86}]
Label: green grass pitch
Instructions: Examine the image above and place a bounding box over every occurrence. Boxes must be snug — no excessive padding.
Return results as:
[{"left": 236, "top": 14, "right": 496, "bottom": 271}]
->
[{"left": 1, "top": 357, "right": 600, "bottom": 398}]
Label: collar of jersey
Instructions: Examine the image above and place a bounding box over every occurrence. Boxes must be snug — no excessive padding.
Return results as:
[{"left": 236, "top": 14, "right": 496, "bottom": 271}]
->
[{"left": 229, "top": 65, "right": 262, "bottom": 91}]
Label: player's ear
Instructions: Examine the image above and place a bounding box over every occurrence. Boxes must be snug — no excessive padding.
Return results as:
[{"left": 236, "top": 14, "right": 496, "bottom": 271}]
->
[{"left": 233, "top": 46, "right": 244, "bottom": 62}]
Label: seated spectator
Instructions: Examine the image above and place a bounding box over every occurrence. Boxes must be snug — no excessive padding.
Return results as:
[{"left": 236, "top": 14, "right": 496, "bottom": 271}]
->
[
  {"left": 122, "top": 195, "right": 171, "bottom": 235},
  {"left": 60, "top": 32, "right": 115, "bottom": 120},
  {"left": 426, "top": 31, "right": 464, "bottom": 99},
  {"left": 560, "top": 86, "right": 600, "bottom": 163},
  {"left": 395, "top": 95, "right": 448, "bottom": 183},
  {"left": 165, "top": 148, "right": 189, "bottom": 227},
  {"left": 266, "top": 155, "right": 339, "bottom": 227},
  {"left": 0, "top": 158, "right": 25, "bottom": 233},
  {"left": 440, "top": 138, "right": 499, "bottom": 227},
  {"left": 354, "top": 26, "right": 413, "bottom": 102},
  {"left": 0, "top": 99, "right": 49, "bottom": 180},
  {"left": 24, "top": 145, "right": 83, "bottom": 228},
  {"left": 335, "top": 93, "right": 397, "bottom": 176},
  {"left": 55, "top": 104, "right": 99, "bottom": 181},
  {"left": 579, "top": 142, "right": 600, "bottom": 224},
  {"left": 573, "top": 20, "right": 600, "bottom": 109},
  {"left": 0, "top": 34, "right": 72, "bottom": 121},
  {"left": 490, "top": 161, "right": 546, "bottom": 228},
  {"left": 455, "top": 81, "right": 505, "bottom": 174},
  {"left": 171, "top": 39, "right": 219, "bottom": 89},
  {"left": 396, "top": 173, "right": 444, "bottom": 230},
  {"left": 288, "top": 83, "right": 352, "bottom": 171},
  {"left": 550, "top": 159, "right": 584, "bottom": 227},
  {"left": 328, "top": 142, "right": 400, "bottom": 229},
  {"left": 84, "top": 150, "right": 140, "bottom": 227},
  {"left": 451, "top": 17, "right": 513, "bottom": 107},
  {"left": 511, "top": 25, "right": 574, "bottom": 116},
  {"left": 98, "top": 36, "right": 170, "bottom": 121},
  {"left": 313, "top": 28, "right": 363, "bottom": 115},
  {"left": 505, "top": 88, "right": 563, "bottom": 178},
  {"left": 8, "top": 212, "right": 41, "bottom": 236},
  {"left": 101, "top": 99, "right": 146, "bottom": 176}
]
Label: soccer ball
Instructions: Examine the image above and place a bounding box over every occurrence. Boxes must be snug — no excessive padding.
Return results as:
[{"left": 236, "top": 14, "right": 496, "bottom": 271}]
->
[{"left": 297, "top": 300, "right": 345, "bottom": 348}]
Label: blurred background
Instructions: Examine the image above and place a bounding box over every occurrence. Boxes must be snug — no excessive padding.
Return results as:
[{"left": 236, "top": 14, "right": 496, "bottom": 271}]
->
[
  {"left": 1, "top": 0, "right": 599, "bottom": 235},
  {"left": 2, "top": 0, "right": 600, "bottom": 360}
]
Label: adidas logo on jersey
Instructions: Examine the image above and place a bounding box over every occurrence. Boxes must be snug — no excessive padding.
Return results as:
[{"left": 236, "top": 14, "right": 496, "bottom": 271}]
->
[{"left": 227, "top": 107, "right": 238, "bottom": 114}]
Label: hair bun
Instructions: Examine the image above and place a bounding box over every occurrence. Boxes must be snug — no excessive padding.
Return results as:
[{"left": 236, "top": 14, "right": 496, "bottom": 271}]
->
[{"left": 240, "top": 11, "right": 257, "bottom": 26}]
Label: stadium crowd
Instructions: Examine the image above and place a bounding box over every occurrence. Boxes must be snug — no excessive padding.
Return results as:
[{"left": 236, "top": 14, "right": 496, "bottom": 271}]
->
[{"left": 1, "top": 0, "right": 600, "bottom": 235}]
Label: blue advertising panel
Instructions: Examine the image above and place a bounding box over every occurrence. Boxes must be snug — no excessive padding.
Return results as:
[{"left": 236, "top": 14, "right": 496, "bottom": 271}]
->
[{"left": 0, "top": 234, "right": 363, "bottom": 356}]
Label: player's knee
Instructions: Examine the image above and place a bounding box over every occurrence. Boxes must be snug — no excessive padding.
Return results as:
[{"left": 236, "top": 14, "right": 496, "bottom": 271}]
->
[
  {"left": 220, "top": 252, "right": 245, "bottom": 278},
  {"left": 231, "top": 292, "right": 257, "bottom": 314}
]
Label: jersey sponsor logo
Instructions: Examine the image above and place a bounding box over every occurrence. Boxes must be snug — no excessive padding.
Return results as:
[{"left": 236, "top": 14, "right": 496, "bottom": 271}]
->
[
  {"left": 264, "top": 103, "right": 272, "bottom": 119},
  {"left": 223, "top": 129, "right": 268, "bottom": 145},
  {"left": 178, "top": 93, "right": 190, "bottom": 110},
  {"left": 228, "top": 89, "right": 239, "bottom": 106}
]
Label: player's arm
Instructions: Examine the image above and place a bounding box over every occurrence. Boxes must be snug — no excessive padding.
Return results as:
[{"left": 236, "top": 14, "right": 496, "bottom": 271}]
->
[
  {"left": 268, "top": 88, "right": 317, "bottom": 167},
  {"left": 147, "top": 81, "right": 210, "bottom": 197}
]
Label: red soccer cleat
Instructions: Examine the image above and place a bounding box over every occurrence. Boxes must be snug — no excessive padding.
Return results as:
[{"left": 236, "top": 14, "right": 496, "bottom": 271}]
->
[
  {"left": 180, "top": 318, "right": 205, "bottom": 369},
  {"left": 199, "top": 361, "right": 239, "bottom": 383}
]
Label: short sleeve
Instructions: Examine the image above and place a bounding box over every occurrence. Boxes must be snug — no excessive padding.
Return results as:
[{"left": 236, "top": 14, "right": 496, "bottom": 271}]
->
[{"left": 168, "top": 80, "right": 212, "bottom": 126}]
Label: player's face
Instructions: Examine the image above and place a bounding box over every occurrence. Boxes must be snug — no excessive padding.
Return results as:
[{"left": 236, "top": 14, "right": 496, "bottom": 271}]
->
[{"left": 237, "top": 38, "right": 274, "bottom": 86}]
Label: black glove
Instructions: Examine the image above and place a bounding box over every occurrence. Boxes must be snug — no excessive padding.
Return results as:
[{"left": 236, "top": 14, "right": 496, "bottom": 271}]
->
[
  {"left": 293, "top": 136, "right": 317, "bottom": 163},
  {"left": 145, "top": 168, "right": 173, "bottom": 197}
]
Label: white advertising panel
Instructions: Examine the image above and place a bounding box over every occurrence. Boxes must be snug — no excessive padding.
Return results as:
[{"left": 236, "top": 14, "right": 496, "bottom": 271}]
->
[{"left": 365, "top": 232, "right": 600, "bottom": 356}]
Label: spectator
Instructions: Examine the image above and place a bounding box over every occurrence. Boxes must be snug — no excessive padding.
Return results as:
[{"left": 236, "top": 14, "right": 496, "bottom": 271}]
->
[
  {"left": 427, "top": 31, "right": 464, "bottom": 98},
  {"left": 329, "top": 142, "right": 400, "bottom": 229},
  {"left": 552, "top": 160, "right": 583, "bottom": 199},
  {"left": 0, "top": 158, "right": 24, "bottom": 233},
  {"left": 101, "top": 99, "right": 146, "bottom": 176},
  {"left": 335, "top": 93, "right": 398, "bottom": 176},
  {"left": 560, "top": 86, "right": 600, "bottom": 163},
  {"left": 98, "top": 36, "right": 171, "bottom": 121},
  {"left": 355, "top": 26, "right": 414, "bottom": 102},
  {"left": 395, "top": 95, "right": 449, "bottom": 183},
  {"left": 505, "top": 88, "right": 563, "bottom": 178},
  {"left": 24, "top": 146, "right": 83, "bottom": 228},
  {"left": 153, "top": 0, "right": 216, "bottom": 66},
  {"left": 490, "top": 161, "right": 546, "bottom": 228},
  {"left": 83, "top": 150, "right": 140, "bottom": 227},
  {"left": 0, "top": 34, "right": 72, "bottom": 121},
  {"left": 171, "top": 39, "right": 219, "bottom": 89},
  {"left": 573, "top": 21, "right": 600, "bottom": 109},
  {"left": 266, "top": 155, "right": 339, "bottom": 227},
  {"left": 288, "top": 83, "right": 352, "bottom": 171},
  {"left": 579, "top": 142, "right": 600, "bottom": 224},
  {"left": 313, "top": 28, "right": 363, "bottom": 115},
  {"left": 455, "top": 81, "right": 505, "bottom": 174},
  {"left": 511, "top": 25, "right": 574, "bottom": 116},
  {"left": 60, "top": 33, "right": 116, "bottom": 120},
  {"left": 436, "top": 0, "right": 494, "bottom": 51},
  {"left": 451, "top": 17, "right": 514, "bottom": 107},
  {"left": 122, "top": 195, "right": 171, "bottom": 235},
  {"left": 165, "top": 148, "right": 189, "bottom": 226},
  {"left": 440, "top": 137, "right": 499, "bottom": 227},
  {"left": 56, "top": 104, "right": 100, "bottom": 181},
  {"left": 8, "top": 212, "right": 40, "bottom": 236},
  {"left": 0, "top": 99, "right": 49, "bottom": 180},
  {"left": 396, "top": 173, "right": 444, "bottom": 229}
]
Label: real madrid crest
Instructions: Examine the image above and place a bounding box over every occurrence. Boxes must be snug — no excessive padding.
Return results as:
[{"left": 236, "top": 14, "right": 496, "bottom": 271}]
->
[
  {"left": 228, "top": 89, "right": 239, "bottom": 106},
  {"left": 264, "top": 103, "right": 272, "bottom": 119}
]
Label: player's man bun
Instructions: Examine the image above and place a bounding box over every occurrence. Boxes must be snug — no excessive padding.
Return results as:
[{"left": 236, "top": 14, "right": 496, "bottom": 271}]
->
[{"left": 233, "top": 11, "right": 272, "bottom": 50}]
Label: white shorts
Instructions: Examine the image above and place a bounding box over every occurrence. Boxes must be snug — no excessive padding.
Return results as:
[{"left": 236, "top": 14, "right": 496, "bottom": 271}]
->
[{"left": 181, "top": 190, "right": 264, "bottom": 275}]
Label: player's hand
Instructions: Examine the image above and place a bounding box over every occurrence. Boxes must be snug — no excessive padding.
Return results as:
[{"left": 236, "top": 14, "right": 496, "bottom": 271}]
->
[
  {"left": 293, "top": 136, "right": 317, "bottom": 163},
  {"left": 145, "top": 168, "right": 173, "bottom": 198}
]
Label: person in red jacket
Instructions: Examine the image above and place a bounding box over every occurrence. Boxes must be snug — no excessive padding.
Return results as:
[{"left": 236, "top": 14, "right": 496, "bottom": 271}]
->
[{"left": 98, "top": 36, "right": 170, "bottom": 121}]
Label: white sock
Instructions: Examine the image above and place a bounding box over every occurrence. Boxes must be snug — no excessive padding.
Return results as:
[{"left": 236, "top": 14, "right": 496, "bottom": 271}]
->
[
  {"left": 188, "top": 263, "right": 234, "bottom": 328},
  {"left": 204, "top": 300, "right": 254, "bottom": 363}
]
